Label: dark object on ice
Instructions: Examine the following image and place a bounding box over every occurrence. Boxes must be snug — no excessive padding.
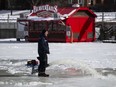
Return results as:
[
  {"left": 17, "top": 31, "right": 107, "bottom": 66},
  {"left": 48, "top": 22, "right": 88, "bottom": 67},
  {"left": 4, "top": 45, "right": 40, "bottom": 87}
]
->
[
  {"left": 46, "top": 64, "right": 50, "bottom": 67},
  {"left": 27, "top": 60, "right": 38, "bottom": 66},
  {"left": 27, "top": 60, "right": 38, "bottom": 74},
  {"left": 38, "top": 73, "right": 49, "bottom": 77}
]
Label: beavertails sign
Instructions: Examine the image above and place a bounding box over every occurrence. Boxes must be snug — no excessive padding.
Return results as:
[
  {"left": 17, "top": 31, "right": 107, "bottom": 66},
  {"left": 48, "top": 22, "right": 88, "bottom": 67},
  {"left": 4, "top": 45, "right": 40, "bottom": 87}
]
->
[
  {"left": 33, "top": 5, "right": 58, "bottom": 13},
  {"left": 32, "top": 5, "right": 58, "bottom": 18}
]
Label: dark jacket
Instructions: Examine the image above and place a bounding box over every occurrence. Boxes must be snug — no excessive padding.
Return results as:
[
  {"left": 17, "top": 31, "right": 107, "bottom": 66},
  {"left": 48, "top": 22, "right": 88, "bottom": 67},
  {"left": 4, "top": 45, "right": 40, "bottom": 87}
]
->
[{"left": 38, "top": 33, "right": 50, "bottom": 54}]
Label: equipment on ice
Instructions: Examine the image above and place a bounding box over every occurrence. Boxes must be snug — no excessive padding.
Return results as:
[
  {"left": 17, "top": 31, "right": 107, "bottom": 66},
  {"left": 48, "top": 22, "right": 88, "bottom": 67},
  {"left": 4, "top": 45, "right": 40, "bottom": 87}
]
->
[
  {"left": 26, "top": 60, "right": 39, "bottom": 74},
  {"left": 26, "top": 58, "right": 50, "bottom": 74}
]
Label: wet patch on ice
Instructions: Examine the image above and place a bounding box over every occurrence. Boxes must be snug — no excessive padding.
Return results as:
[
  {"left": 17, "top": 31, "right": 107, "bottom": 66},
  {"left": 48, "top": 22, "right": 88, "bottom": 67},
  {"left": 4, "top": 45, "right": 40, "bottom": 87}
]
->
[
  {"left": 46, "top": 59, "right": 101, "bottom": 78},
  {"left": 0, "top": 59, "right": 116, "bottom": 78}
]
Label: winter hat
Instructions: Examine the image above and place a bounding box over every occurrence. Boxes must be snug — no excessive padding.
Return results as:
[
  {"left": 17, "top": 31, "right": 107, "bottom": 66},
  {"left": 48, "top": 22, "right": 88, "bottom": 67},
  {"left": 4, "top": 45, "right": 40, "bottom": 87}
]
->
[{"left": 42, "top": 29, "right": 47, "bottom": 34}]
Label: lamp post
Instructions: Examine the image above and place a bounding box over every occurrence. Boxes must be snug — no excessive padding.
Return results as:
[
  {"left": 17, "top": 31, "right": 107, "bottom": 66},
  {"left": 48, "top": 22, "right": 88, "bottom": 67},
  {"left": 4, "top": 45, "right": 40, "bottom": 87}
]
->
[
  {"left": 8, "top": 0, "right": 13, "bottom": 15},
  {"left": 10, "top": 5, "right": 13, "bottom": 15}
]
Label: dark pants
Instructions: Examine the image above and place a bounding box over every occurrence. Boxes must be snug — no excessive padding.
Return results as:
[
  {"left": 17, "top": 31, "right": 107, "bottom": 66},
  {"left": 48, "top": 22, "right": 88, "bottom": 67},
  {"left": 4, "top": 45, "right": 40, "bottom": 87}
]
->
[{"left": 38, "top": 53, "right": 47, "bottom": 73}]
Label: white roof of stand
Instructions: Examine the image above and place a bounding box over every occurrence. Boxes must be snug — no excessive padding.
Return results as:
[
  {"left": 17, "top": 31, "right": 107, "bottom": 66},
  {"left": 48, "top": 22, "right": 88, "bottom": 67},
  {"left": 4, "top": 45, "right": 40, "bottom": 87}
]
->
[{"left": 27, "top": 15, "right": 65, "bottom": 21}]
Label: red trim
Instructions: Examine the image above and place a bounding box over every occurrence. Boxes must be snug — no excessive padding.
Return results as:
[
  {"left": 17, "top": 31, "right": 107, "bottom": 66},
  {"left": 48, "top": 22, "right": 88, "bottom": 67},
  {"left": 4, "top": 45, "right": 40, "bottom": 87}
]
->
[
  {"left": 28, "top": 38, "right": 66, "bottom": 42},
  {"left": 58, "top": 7, "right": 97, "bottom": 17},
  {"left": 58, "top": 7, "right": 76, "bottom": 15},
  {"left": 28, "top": 7, "right": 97, "bottom": 18}
]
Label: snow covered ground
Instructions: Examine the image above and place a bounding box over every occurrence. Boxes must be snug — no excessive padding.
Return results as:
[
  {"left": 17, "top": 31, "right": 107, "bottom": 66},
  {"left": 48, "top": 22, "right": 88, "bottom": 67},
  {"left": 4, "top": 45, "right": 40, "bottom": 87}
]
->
[
  {"left": 0, "top": 9, "right": 116, "bottom": 87},
  {"left": 0, "top": 39, "right": 116, "bottom": 87},
  {"left": 0, "top": 10, "right": 30, "bottom": 22},
  {"left": 0, "top": 10, "right": 116, "bottom": 22}
]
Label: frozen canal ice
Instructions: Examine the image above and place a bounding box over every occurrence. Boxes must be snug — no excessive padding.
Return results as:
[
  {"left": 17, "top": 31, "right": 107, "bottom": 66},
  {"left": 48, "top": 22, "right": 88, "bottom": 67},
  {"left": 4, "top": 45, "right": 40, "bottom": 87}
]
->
[
  {"left": 0, "top": 40, "right": 116, "bottom": 87},
  {"left": 0, "top": 76, "right": 116, "bottom": 87}
]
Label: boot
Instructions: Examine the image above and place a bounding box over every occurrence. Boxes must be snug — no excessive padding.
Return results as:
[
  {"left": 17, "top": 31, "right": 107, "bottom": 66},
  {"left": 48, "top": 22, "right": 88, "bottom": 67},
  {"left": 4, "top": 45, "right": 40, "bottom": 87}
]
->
[
  {"left": 46, "top": 64, "right": 50, "bottom": 67},
  {"left": 38, "top": 73, "right": 49, "bottom": 77}
]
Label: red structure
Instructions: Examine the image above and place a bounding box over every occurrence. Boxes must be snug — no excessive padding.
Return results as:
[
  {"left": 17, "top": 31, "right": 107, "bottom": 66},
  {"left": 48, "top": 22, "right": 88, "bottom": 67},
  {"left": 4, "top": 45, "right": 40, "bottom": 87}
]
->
[
  {"left": 17, "top": 5, "right": 97, "bottom": 42},
  {"left": 58, "top": 7, "right": 97, "bottom": 42}
]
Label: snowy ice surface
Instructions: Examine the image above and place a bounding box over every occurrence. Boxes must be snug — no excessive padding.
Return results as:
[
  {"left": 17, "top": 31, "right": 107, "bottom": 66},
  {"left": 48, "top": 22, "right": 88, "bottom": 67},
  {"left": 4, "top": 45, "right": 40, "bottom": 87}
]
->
[
  {"left": 0, "top": 10, "right": 116, "bottom": 87},
  {"left": 0, "top": 38, "right": 116, "bottom": 68},
  {"left": 0, "top": 38, "right": 116, "bottom": 87}
]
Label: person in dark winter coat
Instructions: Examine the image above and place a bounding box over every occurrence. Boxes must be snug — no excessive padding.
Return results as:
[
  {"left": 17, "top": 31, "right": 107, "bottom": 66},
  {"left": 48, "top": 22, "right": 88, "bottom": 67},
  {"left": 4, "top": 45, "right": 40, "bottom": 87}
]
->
[{"left": 37, "top": 29, "right": 50, "bottom": 77}]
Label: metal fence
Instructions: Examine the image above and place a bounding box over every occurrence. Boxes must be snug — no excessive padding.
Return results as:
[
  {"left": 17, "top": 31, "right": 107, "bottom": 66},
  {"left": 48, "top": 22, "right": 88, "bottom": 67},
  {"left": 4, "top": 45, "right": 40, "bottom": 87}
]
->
[
  {"left": 0, "top": 22, "right": 17, "bottom": 38},
  {"left": 0, "top": 22, "right": 17, "bottom": 29}
]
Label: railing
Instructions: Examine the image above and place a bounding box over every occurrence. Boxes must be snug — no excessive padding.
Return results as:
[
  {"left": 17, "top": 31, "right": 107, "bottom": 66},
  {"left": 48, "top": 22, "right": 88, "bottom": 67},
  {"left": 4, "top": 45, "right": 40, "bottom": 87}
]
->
[
  {"left": 95, "top": 12, "right": 116, "bottom": 22},
  {"left": 0, "top": 15, "right": 19, "bottom": 23},
  {"left": 0, "top": 22, "right": 17, "bottom": 29}
]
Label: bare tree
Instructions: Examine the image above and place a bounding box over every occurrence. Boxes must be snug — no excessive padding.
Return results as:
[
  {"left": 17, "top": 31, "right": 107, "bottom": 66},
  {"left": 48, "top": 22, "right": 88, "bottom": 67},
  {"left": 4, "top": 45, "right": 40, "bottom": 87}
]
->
[
  {"left": 7, "top": 0, "right": 15, "bottom": 15},
  {"left": 26, "top": 0, "right": 40, "bottom": 6}
]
